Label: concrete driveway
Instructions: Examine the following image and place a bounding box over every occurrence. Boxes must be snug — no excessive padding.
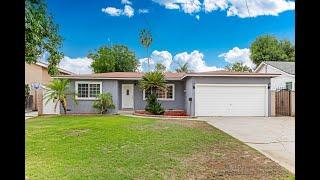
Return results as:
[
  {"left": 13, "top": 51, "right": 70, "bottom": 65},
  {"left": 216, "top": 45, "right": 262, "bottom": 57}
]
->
[{"left": 201, "top": 116, "right": 295, "bottom": 174}]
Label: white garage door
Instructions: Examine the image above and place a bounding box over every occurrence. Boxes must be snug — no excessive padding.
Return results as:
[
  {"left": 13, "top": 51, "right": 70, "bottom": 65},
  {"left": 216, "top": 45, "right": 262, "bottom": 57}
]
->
[{"left": 195, "top": 84, "right": 268, "bottom": 116}]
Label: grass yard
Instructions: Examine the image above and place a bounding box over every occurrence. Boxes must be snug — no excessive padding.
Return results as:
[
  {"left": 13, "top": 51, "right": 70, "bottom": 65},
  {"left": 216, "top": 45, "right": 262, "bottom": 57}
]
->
[{"left": 26, "top": 115, "right": 293, "bottom": 179}]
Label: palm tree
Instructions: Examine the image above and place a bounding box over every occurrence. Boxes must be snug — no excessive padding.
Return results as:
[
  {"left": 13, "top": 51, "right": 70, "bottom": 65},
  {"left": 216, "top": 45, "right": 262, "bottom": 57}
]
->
[
  {"left": 176, "top": 62, "right": 190, "bottom": 73},
  {"left": 139, "top": 71, "right": 166, "bottom": 95},
  {"left": 44, "top": 79, "right": 77, "bottom": 114},
  {"left": 139, "top": 29, "right": 153, "bottom": 71}
]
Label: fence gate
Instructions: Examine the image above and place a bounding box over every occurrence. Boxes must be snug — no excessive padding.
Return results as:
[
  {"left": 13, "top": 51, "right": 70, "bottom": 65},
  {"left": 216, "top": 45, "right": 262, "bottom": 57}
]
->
[
  {"left": 275, "top": 89, "right": 291, "bottom": 116},
  {"left": 25, "top": 95, "right": 34, "bottom": 112}
]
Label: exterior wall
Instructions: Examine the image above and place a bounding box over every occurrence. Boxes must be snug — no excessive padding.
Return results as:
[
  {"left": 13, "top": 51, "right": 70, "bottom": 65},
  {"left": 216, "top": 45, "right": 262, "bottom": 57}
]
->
[
  {"left": 64, "top": 80, "right": 119, "bottom": 114},
  {"left": 25, "top": 62, "right": 53, "bottom": 113},
  {"left": 42, "top": 67, "right": 53, "bottom": 86},
  {"left": 25, "top": 62, "right": 44, "bottom": 85},
  {"left": 118, "top": 80, "right": 185, "bottom": 111},
  {"left": 184, "top": 76, "right": 272, "bottom": 116},
  {"left": 25, "top": 62, "right": 53, "bottom": 85},
  {"left": 256, "top": 64, "right": 295, "bottom": 91}
]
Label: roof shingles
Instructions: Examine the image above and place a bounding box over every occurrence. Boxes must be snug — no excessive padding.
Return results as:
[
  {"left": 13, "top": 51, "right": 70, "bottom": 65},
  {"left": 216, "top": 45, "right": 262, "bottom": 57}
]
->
[
  {"left": 263, "top": 61, "right": 295, "bottom": 75},
  {"left": 54, "top": 71, "right": 279, "bottom": 80}
]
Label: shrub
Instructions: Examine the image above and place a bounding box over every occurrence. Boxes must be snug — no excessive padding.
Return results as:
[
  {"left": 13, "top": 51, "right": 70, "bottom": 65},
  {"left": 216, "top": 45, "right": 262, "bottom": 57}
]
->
[
  {"left": 145, "top": 94, "right": 165, "bottom": 115},
  {"left": 93, "top": 93, "right": 115, "bottom": 114}
]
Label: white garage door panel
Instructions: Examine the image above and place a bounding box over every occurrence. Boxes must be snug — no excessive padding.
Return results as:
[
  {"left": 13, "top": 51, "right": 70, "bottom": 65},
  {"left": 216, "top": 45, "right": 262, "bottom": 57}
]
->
[{"left": 195, "top": 85, "right": 267, "bottom": 116}]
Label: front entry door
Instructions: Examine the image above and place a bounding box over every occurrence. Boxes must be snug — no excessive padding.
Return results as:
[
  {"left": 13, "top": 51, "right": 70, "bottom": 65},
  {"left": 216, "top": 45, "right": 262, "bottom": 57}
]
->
[{"left": 122, "top": 84, "right": 134, "bottom": 109}]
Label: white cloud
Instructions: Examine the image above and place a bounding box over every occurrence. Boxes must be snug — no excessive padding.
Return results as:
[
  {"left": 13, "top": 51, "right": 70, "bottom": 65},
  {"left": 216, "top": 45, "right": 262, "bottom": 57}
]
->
[
  {"left": 164, "top": 2, "right": 180, "bottom": 9},
  {"left": 138, "top": 50, "right": 172, "bottom": 72},
  {"left": 102, "top": 5, "right": 134, "bottom": 17},
  {"left": 121, "top": 0, "right": 132, "bottom": 5},
  {"left": 152, "top": 0, "right": 201, "bottom": 14},
  {"left": 153, "top": 0, "right": 294, "bottom": 18},
  {"left": 138, "top": 9, "right": 149, "bottom": 14},
  {"left": 195, "top": 14, "right": 200, "bottom": 20},
  {"left": 204, "top": 0, "right": 228, "bottom": 12},
  {"left": 180, "top": 0, "right": 201, "bottom": 14},
  {"left": 173, "top": 50, "right": 222, "bottom": 72},
  {"left": 101, "top": 7, "right": 122, "bottom": 16},
  {"left": 226, "top": 0, "right": 295, "bottom": 18},
  {"left": 138, "top": 58, "right": 154, "bottom": 72},
  {"left": 151, "top": 50, "right": 173, "bottom": 70},
  {"left": 218, "top": 47, "right": 254, "bottom": 68},
  {"left": 101, "top": 7, "right": 123, "bottom": 16},
  {"left": 123, "top": 5, "right": 134, "bottom": 17},
  {"left": 139, "top": 50, "right": 223, "bottom": 72},
  {"left": 59, "top": 56, "right": 93, "bottom": 74}
]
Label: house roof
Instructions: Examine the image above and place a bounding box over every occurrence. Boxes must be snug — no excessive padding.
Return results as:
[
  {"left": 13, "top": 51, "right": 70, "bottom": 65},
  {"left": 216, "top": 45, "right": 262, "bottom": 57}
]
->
[
  {"left": 54, "top": 70, "right": 279, "bottom": 80},
  {"left": 256, "top": 61, "right": 295, "bottom": 75},
  {"left": 35, "top": 61, "right": 75, "bottom": 75}
]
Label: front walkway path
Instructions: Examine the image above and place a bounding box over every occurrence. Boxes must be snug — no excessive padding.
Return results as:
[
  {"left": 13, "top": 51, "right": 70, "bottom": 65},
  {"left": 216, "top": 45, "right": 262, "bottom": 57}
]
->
[
  {"left": 25, "top": 111, "right": 38, "bottom": 120},
  {"left": 201, "top": 116, "right": 295, "bottom": 174}
]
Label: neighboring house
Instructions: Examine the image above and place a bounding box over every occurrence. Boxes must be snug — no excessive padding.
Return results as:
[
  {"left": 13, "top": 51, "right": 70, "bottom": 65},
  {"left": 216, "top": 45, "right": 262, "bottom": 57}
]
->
[
  {"left": 254, "top": 61, "right": 295, "bottom": 91},
  {"left": 54, "top": 71, "right": 279, "bottom": 117},
  {"left": 25, "top": 61, "right": 74, "bottom": 114}
]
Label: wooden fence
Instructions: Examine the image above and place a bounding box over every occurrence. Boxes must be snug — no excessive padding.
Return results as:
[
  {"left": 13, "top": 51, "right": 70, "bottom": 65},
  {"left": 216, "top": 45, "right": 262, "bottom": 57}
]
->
[{"left": 275, "top": 89, "right": 292, "bottom": 116}]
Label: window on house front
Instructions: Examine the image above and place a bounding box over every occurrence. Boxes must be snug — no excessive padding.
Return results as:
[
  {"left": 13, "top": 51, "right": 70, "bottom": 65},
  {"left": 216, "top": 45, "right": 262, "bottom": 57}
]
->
[
  {"left": 76, "top": 82, "right": 102, "bottom": 99},
  {"left": 286, "top": 82, "right": 293, "bottom": 90},
  {"left": 143, "top": 84, "right": 175, "bottom": 100},
  {"left": 77, "top": 83, "right": 89, "bottom": 98}
]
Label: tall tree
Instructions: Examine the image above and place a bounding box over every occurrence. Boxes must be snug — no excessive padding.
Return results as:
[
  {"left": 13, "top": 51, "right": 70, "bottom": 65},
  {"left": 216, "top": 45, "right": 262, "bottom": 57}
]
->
[
  {"left": 250, "top": 35, "right": 295, "bottom": 66},
  {"left": 25, "top": 0, "right": 63, "bottom": 75},
  {"left": 176, "top": 62, "right": 190, "bottom": 73},
  {"left": 225, "top": 62, "right": 252, "bottom": 72},
  {"left": 89, "top": 45, "right": 138, "bottom": 73},
  {"left": 139, "top": 29, "right": 153, "bottom": 71},
  {"left": 155, "top": 63, "right": 166, "bottom": 72}
]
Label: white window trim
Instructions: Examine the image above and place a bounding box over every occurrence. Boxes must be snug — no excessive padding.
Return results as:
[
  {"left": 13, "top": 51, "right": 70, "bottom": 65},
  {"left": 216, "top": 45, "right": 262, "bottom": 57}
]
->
[
  {"left": 75, "top": 81, "right": 102, "bottom": 100},
  {"left": 143, "top": 84, "right": 175, "bottom": 101}
]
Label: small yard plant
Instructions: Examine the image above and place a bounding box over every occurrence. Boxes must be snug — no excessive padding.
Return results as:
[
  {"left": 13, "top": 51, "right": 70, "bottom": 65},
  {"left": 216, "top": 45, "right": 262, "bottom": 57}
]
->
[
  {"left": 92, "top": 93, "right": 115, "bottom": 114},
  {"left": 145, "top": 94, "right": 165, "bottom": 115}
]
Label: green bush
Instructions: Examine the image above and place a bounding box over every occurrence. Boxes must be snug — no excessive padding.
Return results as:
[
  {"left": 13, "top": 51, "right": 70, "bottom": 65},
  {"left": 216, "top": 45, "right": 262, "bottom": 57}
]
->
[
  {"left": 145, "top": 94, "right": 165, "bottom": 115},
  {"left": 93, "top": 93, "right": 115, "bottom": 114}
]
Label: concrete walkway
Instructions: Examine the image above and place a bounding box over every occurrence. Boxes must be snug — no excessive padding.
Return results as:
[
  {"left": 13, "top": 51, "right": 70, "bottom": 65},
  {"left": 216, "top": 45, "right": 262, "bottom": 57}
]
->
[
  {"left": 25, "top": 111, "right": 38, "bottom": 120},
  {"left": 201, "top": 116, "right": 295, "bottom": 174}
]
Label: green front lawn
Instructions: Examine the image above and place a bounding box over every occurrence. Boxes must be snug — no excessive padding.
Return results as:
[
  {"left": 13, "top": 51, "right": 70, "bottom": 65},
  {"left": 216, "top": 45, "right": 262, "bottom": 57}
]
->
[{"left": 26, "top": 115, "right": 293, "bottom": 179}]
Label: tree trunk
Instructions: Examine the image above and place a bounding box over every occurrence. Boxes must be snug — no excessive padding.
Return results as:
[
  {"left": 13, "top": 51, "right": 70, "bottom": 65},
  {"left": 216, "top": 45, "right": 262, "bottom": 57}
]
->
[{"left": 61, "top": 100, "right": 67, "bottom": 115}]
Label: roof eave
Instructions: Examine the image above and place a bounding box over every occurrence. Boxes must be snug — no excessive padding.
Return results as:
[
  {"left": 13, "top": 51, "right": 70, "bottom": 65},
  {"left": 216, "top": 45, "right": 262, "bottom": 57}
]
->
[{"left": 52, "top": 76, "right": 183, "bottom": 81}]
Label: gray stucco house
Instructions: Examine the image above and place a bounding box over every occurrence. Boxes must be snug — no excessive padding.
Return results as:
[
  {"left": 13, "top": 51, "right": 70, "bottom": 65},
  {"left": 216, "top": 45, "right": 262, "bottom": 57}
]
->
[{"left": 54, "top": 71, "right": 278, "bottom": 117}]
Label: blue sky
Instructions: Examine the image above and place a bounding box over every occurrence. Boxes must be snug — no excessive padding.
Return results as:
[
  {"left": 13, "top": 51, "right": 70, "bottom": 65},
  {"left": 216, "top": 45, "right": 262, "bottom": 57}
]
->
[{"left": 46, "top": 0, "right": 295, "bottom": 74}]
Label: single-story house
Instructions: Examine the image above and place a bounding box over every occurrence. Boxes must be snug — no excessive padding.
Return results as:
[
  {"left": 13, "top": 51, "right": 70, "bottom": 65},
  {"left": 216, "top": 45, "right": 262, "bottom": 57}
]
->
[
  {"left": 254, "top": 61, "right": 295, "bottom": 91},
  {"left": 54, "top": 71, "right": 279, "bottom": 117}
]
